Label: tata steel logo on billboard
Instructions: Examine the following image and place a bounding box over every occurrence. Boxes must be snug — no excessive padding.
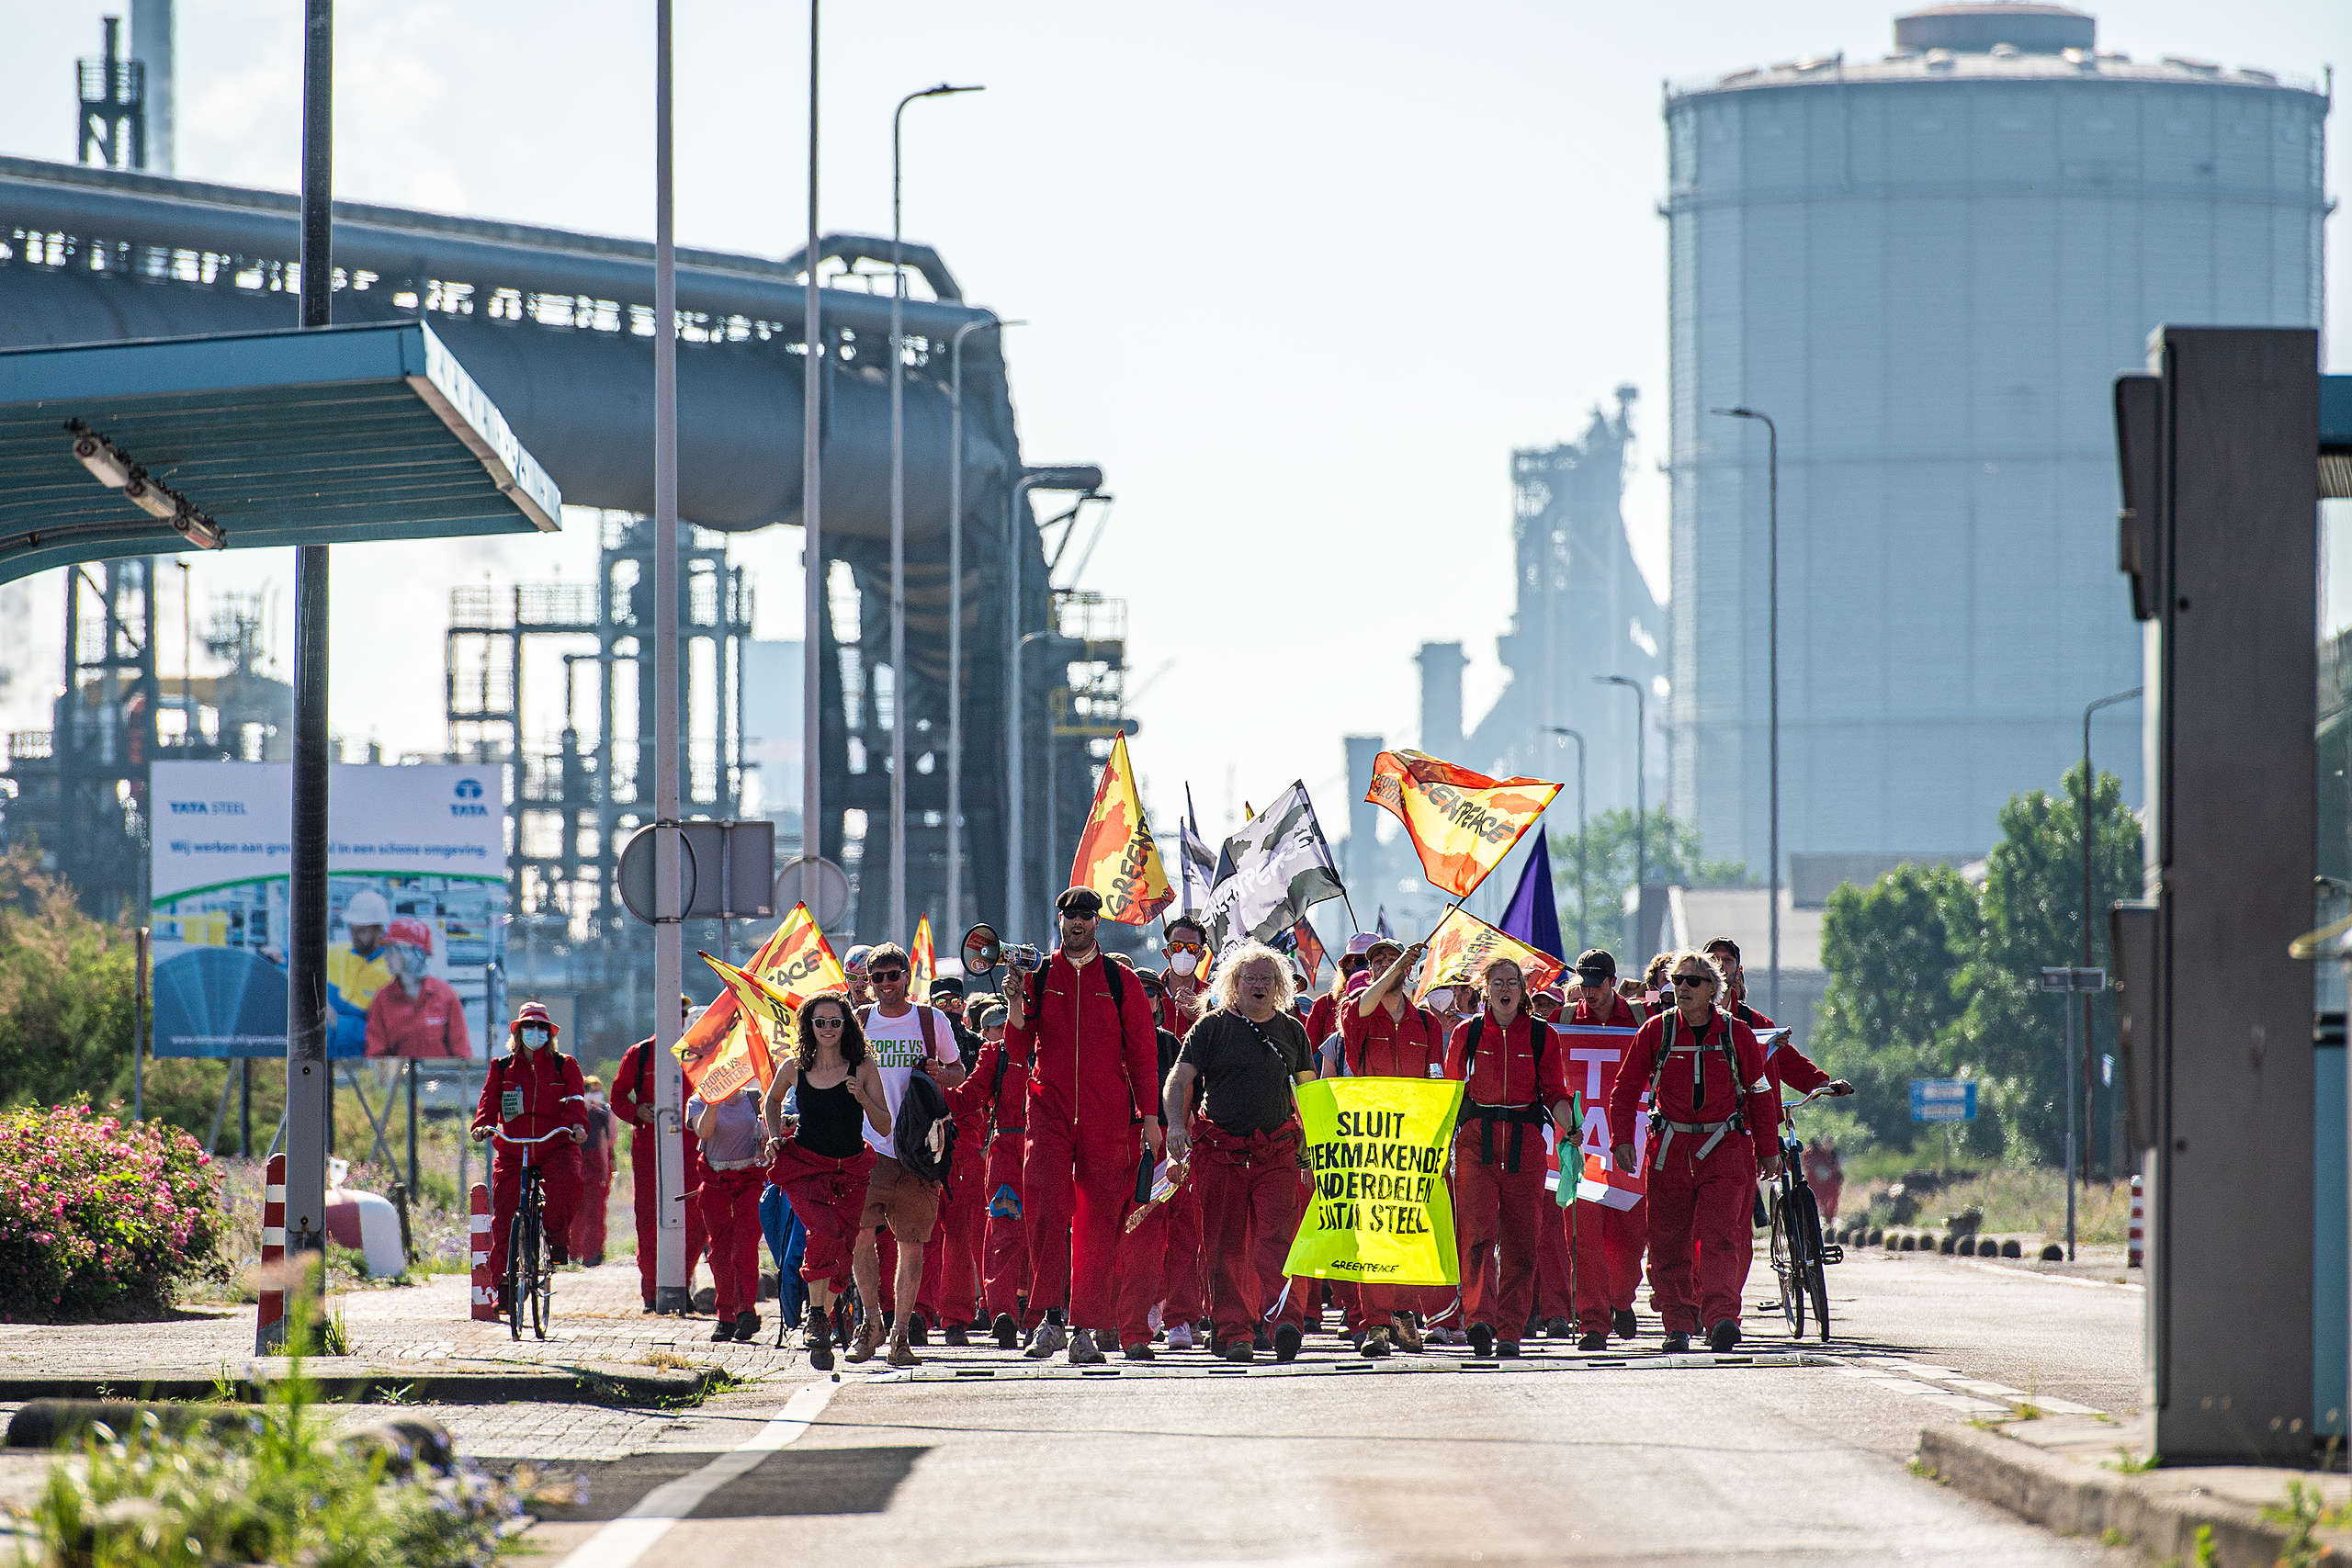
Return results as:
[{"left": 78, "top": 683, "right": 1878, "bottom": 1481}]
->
[
  {"left": 166, "top": 799, "right": 247, "bottom": 816},
  {"left": 450, "top": 778, "right": 489, "bottom": 818}
]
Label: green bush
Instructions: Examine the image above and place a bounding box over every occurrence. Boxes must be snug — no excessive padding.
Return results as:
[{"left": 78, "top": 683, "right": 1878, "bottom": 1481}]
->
[{"left": 0, "top": 1103, "right": 223, "bottom": 1321}]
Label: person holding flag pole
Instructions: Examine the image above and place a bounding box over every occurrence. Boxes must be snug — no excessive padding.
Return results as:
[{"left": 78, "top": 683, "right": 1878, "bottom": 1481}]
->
[{"left": 1333, "top": 935, "right": 1450, "bottom": 1355}]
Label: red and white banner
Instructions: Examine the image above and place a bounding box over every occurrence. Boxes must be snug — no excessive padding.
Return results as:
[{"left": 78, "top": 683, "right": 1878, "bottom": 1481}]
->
[{"left": 1555, "top": 1023, "right": 1645, "bottom": 1211}]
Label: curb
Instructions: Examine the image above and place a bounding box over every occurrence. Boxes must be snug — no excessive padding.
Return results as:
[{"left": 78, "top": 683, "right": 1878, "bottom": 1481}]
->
[
  {"left": 1917, "top": 1420, "right": 2352, "bottom": 1568},
  {"left": 0, "top": 1361, "right": 723, "bottom": 1407}
]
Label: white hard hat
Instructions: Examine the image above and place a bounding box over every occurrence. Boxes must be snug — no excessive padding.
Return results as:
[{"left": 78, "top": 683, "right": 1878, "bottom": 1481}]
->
[{"left": 343, "top": 889, "right": 392, "bottom": 928}]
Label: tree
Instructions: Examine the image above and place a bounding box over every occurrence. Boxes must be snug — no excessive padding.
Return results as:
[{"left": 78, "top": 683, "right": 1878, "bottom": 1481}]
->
[
  {"left": 1549, "top": 807, "right": 1747, "bottom": 956},
  {"left": 1810, "top": 863, "right": 1976, "bottom": 1145}
]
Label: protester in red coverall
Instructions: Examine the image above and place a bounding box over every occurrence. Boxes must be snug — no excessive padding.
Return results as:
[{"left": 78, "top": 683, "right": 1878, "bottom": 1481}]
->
[
  {"left": 1334, "top": 937, "right": 1448, "bottom": 1356},
  {"left": 915, "top": 977, "right": 989, "bottom": 1345},
  {"left": 1159, "top": 917, "right": 1213, "bottom": 1038},
  {"left": 1000, "top": 886, "right": 1164, "bottom": 1366},
  {"left": 1562, "top": 950, "right": 1648, "bottom": 1350},
  {"left": 1524, "top": 984, "right": 1577, "bottom": 1341},
  {"left": 1611, "top": 949, "right": 1781, "bottom": 1353},
  {"left": 1702, "top": 937, "right": 1853, "bottom": 1239},
  {"left": 1164, "top": 943, "right": 1317, "bottom": 1363},
  {"left": 761, "top": 992, "right": 889, "bottom": 1371},
  {"left": 1304, "top": 933, "right": 1379, "bottom": 1071},
  {"left": 569, "top": 1074, "right": 617, "bottom": 1266},
  {"left": 611, "top": 998, "right": 708, "bottom": 1312},
  {"left": 1145, "top": 939, "right": 1211, "bottom": 1348},
  {"left": 691, "top": 1081, "right": 770, "bottom": 1342},
  {"left": 1442, "top": 958, "right": 1577, "bottom": 1359},
  {"left": 947, "top": 999, "right": 1037, "bottom": 1348},
  {"left": 469, "top": 1002, "right": 588, "bottom": 1311},
  {"left": 1110, "top": 973, "right": 1190, "bottom": 1359}
]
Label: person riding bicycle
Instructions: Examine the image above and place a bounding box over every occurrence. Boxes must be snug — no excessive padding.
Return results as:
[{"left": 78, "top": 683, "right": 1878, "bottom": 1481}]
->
[{"left": 470, "top": 1001, "right": 589, "bottom": 1314}]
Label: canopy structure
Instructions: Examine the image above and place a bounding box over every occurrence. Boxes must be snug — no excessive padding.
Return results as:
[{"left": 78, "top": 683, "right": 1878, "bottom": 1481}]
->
[{"left": 0, "top": 320, "right": 560, "bottom": 583}]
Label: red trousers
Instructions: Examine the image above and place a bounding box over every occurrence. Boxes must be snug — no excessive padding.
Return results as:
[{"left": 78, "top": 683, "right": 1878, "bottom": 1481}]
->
[
  {"left": 1159, "top": 1179, "right": 1205, "bottom": 1325},
  {"left": 1810, "top": 1179, "right": 1843, "bottom": 1225},
  {"left": 1023, "top": 1110, "right": 1141, "bottom": 1329},
  {"left": 1192, "top": 1120, "right": 1308, "bottom": 1346},
  {"left": 920, "top": 1141, "right": 988, "bottom": 1326},
  {"left": 1453, "top": 1124, "right": 1545, "bottom": 1340},
  {"left": 701, "top": 1166, "right": 766, "bottom": 1316},
  {"left": 629, "top": 1133, "right": 707, "bottom": 1304},
  {"left": 1645, "top": 1135, "right": 1758, "bottom": 1333},
  {"left": 770, "top": 1141, "right": 875, "bottom": 1292},
  {"left": 1533, "top": 1194, "right": 1573, "bottom": 1325},
  {"left": 1573, "top": 1200, "right": 1645, "bottom": 1333},
  {"left": 1113, "top": 1190, "right": 1169, "bottom": 1348},
  {"left": 978, "top": 1132, "right": 1033, "bottom": 1324},
  {"left": 571, "top": 1139, "right": 613, "bottom": 1262},
  {"left": 488, "top": 1145, "right": 582, "bottom": 1285}
]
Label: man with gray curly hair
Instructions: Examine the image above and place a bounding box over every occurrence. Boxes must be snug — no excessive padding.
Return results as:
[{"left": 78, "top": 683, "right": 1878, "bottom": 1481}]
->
[{"left": 1162, "top": 942, "right": 1317, "bottom": 1363}]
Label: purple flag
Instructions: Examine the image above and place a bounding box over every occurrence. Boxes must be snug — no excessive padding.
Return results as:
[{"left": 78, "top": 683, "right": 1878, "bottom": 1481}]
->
[{"left": 1498, "top": 832, "right": 1565, "bottom": 963}]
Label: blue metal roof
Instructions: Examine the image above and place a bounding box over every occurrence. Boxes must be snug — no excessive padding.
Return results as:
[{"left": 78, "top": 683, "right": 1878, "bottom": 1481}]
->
[{"left": 0, "top": 320, "right": 560, "bottom": 584}]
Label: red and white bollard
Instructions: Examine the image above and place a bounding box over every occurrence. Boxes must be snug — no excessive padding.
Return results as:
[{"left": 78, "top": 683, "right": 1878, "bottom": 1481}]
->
[
  {"left": 2127, "top": 1174, "right": 2144, "bottom": 1269},
  {"left": 469, "top": 1182, "right": 498, "bottom": 1321},
  {"left": 254, "top": 1152, "right": 288, "bottom": 1352}
]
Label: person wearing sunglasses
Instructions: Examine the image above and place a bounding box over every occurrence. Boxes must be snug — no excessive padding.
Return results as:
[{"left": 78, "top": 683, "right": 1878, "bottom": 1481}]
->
[
  {"left": 762, "top": 993, "right": 891, "bottom": 1371},
  {"left": 1159, "top": 917, "right": 1213, "bottom": 1038},
  {"left": 1608, "top": 951, "right": 1781, "bottom": 1354}
]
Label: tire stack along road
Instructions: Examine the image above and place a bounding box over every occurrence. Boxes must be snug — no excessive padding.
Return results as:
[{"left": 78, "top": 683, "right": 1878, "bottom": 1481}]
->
[{"left": 521, "top": 1248, "right": 2142, "bottom": 1566}]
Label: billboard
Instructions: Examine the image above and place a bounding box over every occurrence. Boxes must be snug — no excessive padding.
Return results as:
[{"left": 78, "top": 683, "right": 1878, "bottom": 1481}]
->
[{"left": 150, "top": 761, "right": 507, "bottom": 1059}]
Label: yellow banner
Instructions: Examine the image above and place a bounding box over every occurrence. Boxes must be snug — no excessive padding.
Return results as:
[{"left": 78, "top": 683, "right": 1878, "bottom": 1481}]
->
[
  {"left": 1412, "top": 907, "right": 1565, "bottom": 1006},
  {"left": 911, "top": 916, "right": 935, "bottom": 996},
  {"left": 1364, "top": 749, "right": 1559, "bottom": 898},
  {"left": 681, "top": 901, "right": 848, "bottom": 1098},
  {"left": 1069, "top": 733, "right": 1175, "bottom": 924},
  {"left": 1282, "top": 1077, "right": 1464, "bottom": 1286}
]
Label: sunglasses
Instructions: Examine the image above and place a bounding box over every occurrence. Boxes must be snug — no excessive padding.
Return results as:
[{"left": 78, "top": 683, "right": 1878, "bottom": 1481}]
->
[
  {"left": 1165, "top": 939, "right": 1204, "bottom": 953},
  {"left": 1672, "top": 974, "right": 1714, "bottom": 987},
  {"left": 809, "top": 1015, "right": 847, "bottom": 1030},
  {"left": 869, "top": 968, "right": 909, "bottom": 983}
]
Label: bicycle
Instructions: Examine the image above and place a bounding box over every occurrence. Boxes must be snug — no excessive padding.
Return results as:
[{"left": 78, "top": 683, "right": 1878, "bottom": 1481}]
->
[
  {"left": 1765, "top": 1085, "right": 1846, "bottom": 1343},
  {"left": 492, "top": 1125, "right": 572, "bottom": 1341}
]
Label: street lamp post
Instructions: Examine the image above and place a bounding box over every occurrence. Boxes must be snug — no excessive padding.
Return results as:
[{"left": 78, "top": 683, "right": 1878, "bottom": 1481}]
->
[
  {"left": 799, "top": 0, "right": 821, "bottom": 879},
  {"left": 1597, "top": 675, "right": 1645, "bottom": 957},
  {"left": 1713, "top": 405, "right": 1780, "bottom": 1016},
  {"left": 946, "top": 316, "right": 1021, "bottom": 936},
  {"left": 2083, "top": 686, "right": 2142, "bottom": 1179},
  {"left": 889, "top": 81, "right": 982, "bottom": 944},
  {"left": 1544, "top": 726, "right": 1588, "bottom": 953}
]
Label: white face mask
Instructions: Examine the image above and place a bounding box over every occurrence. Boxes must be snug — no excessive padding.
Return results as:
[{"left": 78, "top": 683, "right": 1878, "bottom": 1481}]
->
[
  {"left": 1170, "top": 952, "right": 1199, "bottom": 977},
  {"left": 520, "top": 1026, "right": 551, "bottom": 1051}
]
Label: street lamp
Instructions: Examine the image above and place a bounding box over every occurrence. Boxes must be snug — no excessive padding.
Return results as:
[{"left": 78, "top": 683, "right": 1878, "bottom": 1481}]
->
[
  {"left": 2083, "top": 686, "right": 2141, "bottom": 1179},
  {"left": 1712, "top": 404, "right": 1780, "bottom": 1016},
  {"left": 890, "top": 80, "right": 983, "bottom": 944},
  {"left": 799, "top": 0, "right": 822, "bottom": 884},
  {"left": 944, "top": 316, "right": 1022, "bottom": 937},
  {"left": 1596, "top": 675, "right": 1645, "bottom": 955},
  {"left": 1543, "top": 726, "right": 1588, "bottom": 953}
]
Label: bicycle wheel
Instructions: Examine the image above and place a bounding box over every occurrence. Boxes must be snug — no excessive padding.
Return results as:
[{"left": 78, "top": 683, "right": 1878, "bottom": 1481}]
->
[
  {"left": 504, "top": 1207, "right": 527, "bottom": 1341},
  {"left": 1768, "top": 1187, "right": 1802, "bottom": 1337},
  {"left": 1798, "top": 1182, "right": 1832, "bottom": 1343},
  {"left": 522, "top": 1180, "right": 547, "bottom": 1342}
]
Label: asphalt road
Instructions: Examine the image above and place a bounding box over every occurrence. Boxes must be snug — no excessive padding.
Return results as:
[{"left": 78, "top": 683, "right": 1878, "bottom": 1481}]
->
[{"left": 523, "top": 1249, "right": 2143, "bottom": 1566}]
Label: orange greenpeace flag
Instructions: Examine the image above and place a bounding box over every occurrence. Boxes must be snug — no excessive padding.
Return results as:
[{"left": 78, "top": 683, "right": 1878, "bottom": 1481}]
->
[
  {"left": 911, "top": 917, "right": 936, "bottom": 995},
  {"left": 1364, "top": 750, "right": 1560, "bottom": 898},
  {"left": 679, "top": 901, "right": 848, "bottom": 1098},
  {"left": 1069, "top": 733, "right": 1175, "bottom": 925},
  {"left": 1411, "top": 906, "right": 1565, "bottom": 1007},
  {"left": 1293, "top": 919, "right": 1327, "bottom": 988}
]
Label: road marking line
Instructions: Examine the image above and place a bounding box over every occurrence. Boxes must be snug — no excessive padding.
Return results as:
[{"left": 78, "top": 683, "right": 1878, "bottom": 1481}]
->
[
  {"left": 553, "top": 1379, "right": 838, "bottom": 1568},
  {"left": 1948, "top": 1258, "right": 2142, "bottom": 1291}
]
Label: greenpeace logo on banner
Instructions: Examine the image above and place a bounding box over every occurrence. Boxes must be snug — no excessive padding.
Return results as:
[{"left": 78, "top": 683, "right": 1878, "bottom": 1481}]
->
[{"left": 450, "top": 779, "right": 489, "bottom": 818}]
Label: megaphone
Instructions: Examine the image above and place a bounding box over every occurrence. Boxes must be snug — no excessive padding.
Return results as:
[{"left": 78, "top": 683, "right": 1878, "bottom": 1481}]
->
[{"left": 961, "top": 923, "right": 1003, "bottom": 978}]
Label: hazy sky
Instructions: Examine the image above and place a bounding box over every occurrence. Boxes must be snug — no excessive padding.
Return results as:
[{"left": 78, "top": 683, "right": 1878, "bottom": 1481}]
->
[{"left": 3, "top": 0, "right": 2345, "bottom": 851}]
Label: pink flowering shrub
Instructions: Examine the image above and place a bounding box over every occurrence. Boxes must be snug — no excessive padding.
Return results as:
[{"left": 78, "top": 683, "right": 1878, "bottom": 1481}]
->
[{"left": 0, "top": 1103, "right": 223, "bottom": 1321}]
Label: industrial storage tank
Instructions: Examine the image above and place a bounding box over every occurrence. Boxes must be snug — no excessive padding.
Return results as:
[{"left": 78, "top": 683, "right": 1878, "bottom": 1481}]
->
[{"left": 1663, "top": 4, "right": 2327, "bottom": 871}]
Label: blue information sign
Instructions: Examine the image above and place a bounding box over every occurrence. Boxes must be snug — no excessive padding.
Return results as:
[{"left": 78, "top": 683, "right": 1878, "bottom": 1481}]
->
[{"left": 1910, "top": 1079, "right": 1977, "bottom": 1122}]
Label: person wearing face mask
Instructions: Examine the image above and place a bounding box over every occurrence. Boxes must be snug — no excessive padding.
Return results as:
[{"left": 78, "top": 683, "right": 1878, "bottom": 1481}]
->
[
  {"left": 1000, "top": 887, "right": 1163, "bottom": 1365},
  {"left": 1334, "top": 937, "right": 1448, "bottom": 1356},
  {"left": 469, "top": 1001, "right": 589, "bottom": 1312},
  {"left": 1442, "top": 957, "right": 1577, "bottom": 1359},
  {"left": 1159, "top": 916, "right": 1213, "bottom": 1037},
  {"left": 361, "top": 918, "right": 471, "bottom": 1058},
  {"left": 326, "top": 889, "right": 398, "bottom": 1058},
  {"left": 612, "top": 997, "right": 710, "bottom": 1313}
]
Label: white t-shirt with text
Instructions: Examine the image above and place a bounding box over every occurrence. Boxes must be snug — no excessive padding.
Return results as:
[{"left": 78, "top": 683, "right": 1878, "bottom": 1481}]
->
[{"left": 860, "top": 1005, "right": 954, "bottom": 1159}]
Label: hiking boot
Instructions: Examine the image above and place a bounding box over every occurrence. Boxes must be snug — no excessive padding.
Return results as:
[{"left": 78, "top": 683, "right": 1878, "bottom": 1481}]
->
[
  {"left": 1218, "top": 1338, "right": 1254, "bottom": 1363},
  {"left": 1577, "top": 1331, "right": 1610, "bottom": 1351},
  {"left": 1357, "top": 1325, "right": 1392, "bottom": 1359},
  {"left": 549, "top": 1241, "right": 571, "bottom": 1267},
  {"left": 1122, "top": 1340, "right": 1156, "bottom": 1361},
  {"left": 1496, "top": 1340, "right": 1521, "bottom": 1359},
  {"left": 887, "top": 1330, "right": 922, "bottom": 1369},
  {"left": 1388, "top": 1313, "right": 1424, "bottom": 1353},
  {"left": 1707, "top": 1319, "right": 1742, "bottom": 1353},
  {"left": 846, "top": 1319, "right": 881, "bottom": 1364},
  {"left": 944, "top": 1322, "right": 968, "bottom": 1348},
  {"left": 992, "top": 1313, "right": 1019, "bottom": 1350},
  {"left": 1067, "top": 1328, "right": 1106, "bottom": 1365},
  {"left": 1661, "top": 1331, "right": 1692, "bottom": 1354},
  {"left": 643, "top": 1296, "right": 658, "bottom": 1314},
  {"left": 1166, "top": 1322, "right": 1196, "bottom": 1351},
  {"left": 806, "top": 1314, "right": 835, "bottom": 1371},
  {"left": 732, "top": 1310, "right": 760, "bottom": 1342},
  {"left": 711, "top": 1316, "right": 736, "bottom": 1342},
  {"left": 1544, "top": 1316, "right": 1572, "bottom": 1340},
  {"left": 1273, "top": 1324, "right": 1303, "bottom": 1363},
  {"left": 1467, "top": 1323, "right": 1497, "bottom": 1359},
  {"left": 906, "top": 1314, "right": 929, "bottom": 1348},
  {"left": 1025, "top": 1321, "right": 1068, "bottom": 1359},
  {"left": 1611, "top": 1308, "right": 1637, "bottom": 1340},
  {"left": 1252, "top": 1325, "right": 1272, "bottom": 1353}
]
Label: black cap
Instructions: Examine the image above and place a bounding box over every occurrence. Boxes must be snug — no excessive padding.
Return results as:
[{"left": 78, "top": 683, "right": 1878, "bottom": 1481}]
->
[
  {"left": 929, "top": 976, "right": 966, "bottom": 998},
  {"left": 1056, "top": 886, "right": 1105, "bottom": 917},
  {"left": 1574, "top": 948, "right": 1617, "bottom": 981}
]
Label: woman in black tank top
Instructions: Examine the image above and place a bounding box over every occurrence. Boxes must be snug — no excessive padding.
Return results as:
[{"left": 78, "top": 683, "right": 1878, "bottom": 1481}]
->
[{"left": 760, "top": 994, "right": 890, "bottom": 1369}]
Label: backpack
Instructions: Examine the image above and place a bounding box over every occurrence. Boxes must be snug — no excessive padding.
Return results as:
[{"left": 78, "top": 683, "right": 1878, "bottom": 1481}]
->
[
  {"left": 893, "top": 1067, "right": 957, "bottom": 1184},
  {"left": 1646, "top": 1008, "right": 1748, "bottom": 1125},
  {"left": 1460, "top": 1014, "right": 1549, "bottom": 1102}
]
